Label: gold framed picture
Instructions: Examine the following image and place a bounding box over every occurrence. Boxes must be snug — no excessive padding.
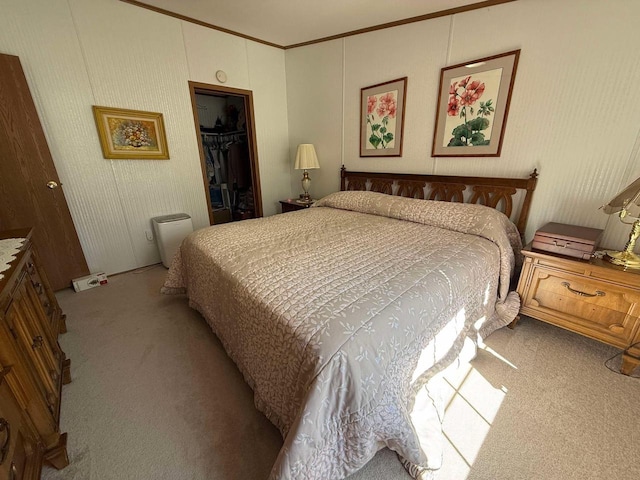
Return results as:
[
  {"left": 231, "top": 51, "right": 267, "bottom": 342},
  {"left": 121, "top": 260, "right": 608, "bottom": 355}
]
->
[
  {"left": 432, "top": 50, "right": 520, "bottom": 157},
  {"left": 92, "top": 106, "right": 170, "bottom": 159}
]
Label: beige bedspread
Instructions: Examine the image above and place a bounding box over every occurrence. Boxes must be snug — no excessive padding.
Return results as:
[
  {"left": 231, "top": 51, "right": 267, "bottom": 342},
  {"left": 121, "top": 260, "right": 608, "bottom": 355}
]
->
[{"left": 162, "top": 191, "right": 522, "bottom": 479}]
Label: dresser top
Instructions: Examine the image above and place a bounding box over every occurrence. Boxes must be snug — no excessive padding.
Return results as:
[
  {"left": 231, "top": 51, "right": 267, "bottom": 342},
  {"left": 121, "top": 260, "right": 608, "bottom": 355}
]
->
[
  {"left": 0, "top": 228, "right": 32, "bottom": 296},
  {"left": 523, "top": 243, "right": 640, "bottom": 279}
]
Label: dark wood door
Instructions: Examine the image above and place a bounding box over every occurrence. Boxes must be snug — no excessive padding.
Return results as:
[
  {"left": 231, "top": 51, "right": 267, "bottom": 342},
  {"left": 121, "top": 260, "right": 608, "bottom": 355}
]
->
[{"left": 0, "top": 53, "right": 88, "bottom": 290}]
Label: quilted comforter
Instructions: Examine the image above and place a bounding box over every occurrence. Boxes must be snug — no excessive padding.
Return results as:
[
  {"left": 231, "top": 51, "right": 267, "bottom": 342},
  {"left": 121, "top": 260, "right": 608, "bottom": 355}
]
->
[{"left": 162, "top": 191, "right": 522, "bottom": 479}]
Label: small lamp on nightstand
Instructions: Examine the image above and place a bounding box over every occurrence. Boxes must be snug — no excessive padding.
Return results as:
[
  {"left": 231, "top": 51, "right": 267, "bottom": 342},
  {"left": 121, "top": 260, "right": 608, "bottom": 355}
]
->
[
  {"left": 602, "top": 175, "right": 640, "bottom": 269},
  {"left": 294, "top": 144, "right": 320, "bottom": 203}
]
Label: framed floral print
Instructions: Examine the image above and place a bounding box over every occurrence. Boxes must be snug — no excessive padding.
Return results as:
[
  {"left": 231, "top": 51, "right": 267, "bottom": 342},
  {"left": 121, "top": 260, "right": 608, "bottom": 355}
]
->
[
  {"left": 92, "top": 106, "right": 170, "bottom": 159},
  {"left": 360, "top": 77, "right": 407, "bottom": 157},
  {"left": 431, "top": 50, "right": 520, "bottom": 157}
]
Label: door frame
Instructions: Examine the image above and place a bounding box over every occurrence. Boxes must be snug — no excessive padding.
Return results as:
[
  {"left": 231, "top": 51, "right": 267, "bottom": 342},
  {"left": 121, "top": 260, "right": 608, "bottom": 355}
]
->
[{"left": 188, "top": 81, "right": 263, "bottom": 225}]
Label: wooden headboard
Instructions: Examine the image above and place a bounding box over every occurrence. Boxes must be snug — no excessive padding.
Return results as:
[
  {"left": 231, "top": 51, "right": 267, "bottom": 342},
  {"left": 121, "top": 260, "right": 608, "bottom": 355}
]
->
[{"left": 340, "top": 167, "right": 538, "bottom": 236}]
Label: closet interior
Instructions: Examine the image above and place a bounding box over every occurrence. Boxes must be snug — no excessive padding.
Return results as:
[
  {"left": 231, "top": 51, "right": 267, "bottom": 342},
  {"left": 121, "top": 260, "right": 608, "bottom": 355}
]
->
[{"left": 192, "top": 86, "right": 261, "bottom": 225}]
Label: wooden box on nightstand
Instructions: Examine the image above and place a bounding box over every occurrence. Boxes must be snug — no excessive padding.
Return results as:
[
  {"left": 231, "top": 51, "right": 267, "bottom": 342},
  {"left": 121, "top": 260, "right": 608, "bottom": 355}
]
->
[
  {"left": 279, "top": 199, "right": 315, "bottom": 213},
  {"left": 516, "top": 243, "right": 640, "bottom": 375}
]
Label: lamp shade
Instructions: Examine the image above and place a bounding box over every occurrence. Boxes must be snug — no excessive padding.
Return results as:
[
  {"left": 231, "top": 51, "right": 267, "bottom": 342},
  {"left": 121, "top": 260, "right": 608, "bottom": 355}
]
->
[
  {"left": 602, "top": 176, "right": 640, "bottom": 217},
  {"left": 294, "top": 144, "right": 320, "bottom": 170}
]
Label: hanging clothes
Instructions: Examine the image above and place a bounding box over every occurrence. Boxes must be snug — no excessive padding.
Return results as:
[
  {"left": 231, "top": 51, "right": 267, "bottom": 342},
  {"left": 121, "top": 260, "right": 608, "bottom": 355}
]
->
[
  {"left": 228, "top": 141, "right": 251, "bottom": 189},
  {"left": 203, "top": 142, "right": 216, "bottom": 182},
  {"left": 200, "top": 130, "right": 250, "bottom": 215}
]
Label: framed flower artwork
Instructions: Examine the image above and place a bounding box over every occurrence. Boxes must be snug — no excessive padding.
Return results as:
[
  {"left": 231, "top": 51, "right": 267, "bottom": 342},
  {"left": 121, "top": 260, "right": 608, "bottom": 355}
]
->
[
  {"left": 360, "top": 77, "right": 407, "bottom": 157},
  {"left": 431, "top": 50, "right": 520, "bottom": 157},
  {"left": 92, "top": 106, "right": 170, "bottom": 159}
]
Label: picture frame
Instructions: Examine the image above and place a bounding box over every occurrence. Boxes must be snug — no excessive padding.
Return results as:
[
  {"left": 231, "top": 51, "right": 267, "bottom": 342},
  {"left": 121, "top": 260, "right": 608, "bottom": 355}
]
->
[
  {"left": 92, "top": 106, "right": 170, "bottom": 159},
  {"left": 360, "top": 77, "right": 407, "bottom": 157},
  {"left": 431, "top": 49, "right": 520, "bottom": 157}
]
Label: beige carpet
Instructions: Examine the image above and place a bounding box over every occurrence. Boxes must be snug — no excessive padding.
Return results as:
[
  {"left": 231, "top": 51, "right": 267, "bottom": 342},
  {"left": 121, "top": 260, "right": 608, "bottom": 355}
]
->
[{"left": 42, "top": 265, "right": 640, "bottom": 480}]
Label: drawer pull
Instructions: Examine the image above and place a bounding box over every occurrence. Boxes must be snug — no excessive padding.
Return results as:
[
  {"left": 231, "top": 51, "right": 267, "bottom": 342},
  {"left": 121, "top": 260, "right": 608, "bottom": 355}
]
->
[
  {"left": 0, "top": 418, "right": 10, "bottom": 465},
  {"left": 553, "top": 240, "right": 570, "bottom": 248},
  {"left": 561, "top": 282, "right": 605, "bottom": 297},
  {"left": 31, "top": 335, "right": 44, "bottom": 349},
  {"left": 46, "top": 392, "right": 56, "bottom": 407}
]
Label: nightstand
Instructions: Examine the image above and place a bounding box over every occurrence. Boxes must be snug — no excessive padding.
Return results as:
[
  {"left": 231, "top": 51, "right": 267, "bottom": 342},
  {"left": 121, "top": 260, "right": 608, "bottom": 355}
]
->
[
  {"left": 516, "top": 244, "right": 640, "bottom": 375},
  {"left": 279, "top": 199, "right": 314, "bottom": 213}
]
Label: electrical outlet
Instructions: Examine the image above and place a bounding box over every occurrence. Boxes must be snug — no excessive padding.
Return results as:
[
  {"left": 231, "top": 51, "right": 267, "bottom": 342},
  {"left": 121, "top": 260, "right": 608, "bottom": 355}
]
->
[{"left": 145, "top": 229, "right": 154, "bottom": 241}]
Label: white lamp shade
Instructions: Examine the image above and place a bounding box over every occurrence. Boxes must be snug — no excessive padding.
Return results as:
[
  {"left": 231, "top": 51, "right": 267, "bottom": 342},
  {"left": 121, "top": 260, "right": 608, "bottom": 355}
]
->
[{"left": 294, "top": 144, "right": 320, "bottom": 170}]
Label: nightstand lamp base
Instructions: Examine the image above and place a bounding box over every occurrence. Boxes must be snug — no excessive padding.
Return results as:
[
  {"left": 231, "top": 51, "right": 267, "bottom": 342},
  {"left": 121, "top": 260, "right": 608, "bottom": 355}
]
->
[
  {"left": 606, "top": 218, "right": 640, "bottom": 270},
  {"left": 605, "top": 250, "right": 640, "bottom": 270},
  {"left": 298, "top": 193, "right": 313, "bottom": 204}
]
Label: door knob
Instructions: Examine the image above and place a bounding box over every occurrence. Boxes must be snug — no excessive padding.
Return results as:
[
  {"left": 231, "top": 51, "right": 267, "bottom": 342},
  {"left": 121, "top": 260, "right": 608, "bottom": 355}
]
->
[{"left": 46, "top": 181, "right": 58, "bottom": 189}]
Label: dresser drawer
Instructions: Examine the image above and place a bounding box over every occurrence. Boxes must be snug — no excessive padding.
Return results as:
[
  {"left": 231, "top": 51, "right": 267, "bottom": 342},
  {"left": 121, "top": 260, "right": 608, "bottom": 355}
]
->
[
  {"left": 24, "top": 253, "right": 62, "bottom": 338},
  {"left": 0, "top": 376, "right": 41, "bottom": 480},
  {"left": 522, "top": 266, "right": 640, "bottom": 348},
  {"left": 4, "top": 280, "right": 62, "bottom": 421}
]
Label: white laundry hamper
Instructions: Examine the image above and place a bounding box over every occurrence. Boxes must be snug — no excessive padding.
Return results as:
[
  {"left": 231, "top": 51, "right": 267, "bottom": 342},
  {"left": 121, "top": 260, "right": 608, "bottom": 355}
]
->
[{"left": 151, "top": 213, "right": 193, "bottom": 268}]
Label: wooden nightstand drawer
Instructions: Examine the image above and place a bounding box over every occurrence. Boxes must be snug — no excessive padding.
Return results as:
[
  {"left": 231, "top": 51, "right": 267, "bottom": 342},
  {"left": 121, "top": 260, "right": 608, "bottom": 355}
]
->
[
  {"left": 517, "top": 243, "right": 640, "bottom": 375},
  {"left": 523, "top": 267, "right": 640, "bottom": 346}
]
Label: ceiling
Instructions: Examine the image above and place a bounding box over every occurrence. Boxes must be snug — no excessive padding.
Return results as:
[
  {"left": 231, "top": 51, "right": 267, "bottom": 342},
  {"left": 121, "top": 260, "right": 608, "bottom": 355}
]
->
[{"left": 126, "top": 0, "right": 504, "bottom": 48}]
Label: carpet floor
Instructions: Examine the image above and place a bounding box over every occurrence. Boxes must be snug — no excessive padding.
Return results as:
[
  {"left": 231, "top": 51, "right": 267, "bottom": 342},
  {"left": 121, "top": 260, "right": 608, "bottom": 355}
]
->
[{"left": 41, "top": 265, "right": 640, "bottom": 480}]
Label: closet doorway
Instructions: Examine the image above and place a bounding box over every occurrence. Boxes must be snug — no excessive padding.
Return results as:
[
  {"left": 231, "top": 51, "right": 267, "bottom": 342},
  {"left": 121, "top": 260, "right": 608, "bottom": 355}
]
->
[{"left": 188, "top": 81, "right": 262, "bottom": 225}]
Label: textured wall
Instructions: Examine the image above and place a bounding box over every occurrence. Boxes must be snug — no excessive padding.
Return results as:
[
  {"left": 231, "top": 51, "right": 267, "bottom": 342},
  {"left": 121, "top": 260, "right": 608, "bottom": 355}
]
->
[
  {"left": 285, "top": 39, "right": 344, "bottom": 199},
  {"left": 0, "top": 0, "right": 291, "bottom": 275},
  {"left": 182, "top": 21, "right": 292, "bottom": 215},
  {"left": 285, "top": 0, "right": 640, "bottom": 250},
  {"left": 245, "top": 41, "right": 292, "bottom": 215},
  {"left": 2, "top": 0, "right": 638, "bottom": 276}
]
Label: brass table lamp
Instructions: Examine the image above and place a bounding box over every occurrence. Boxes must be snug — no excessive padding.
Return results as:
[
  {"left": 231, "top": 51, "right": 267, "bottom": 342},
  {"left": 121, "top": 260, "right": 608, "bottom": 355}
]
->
[
  {"left": 602, "top": 176, "right": 640, "bottom": 269},
  {"left": 294, "top": 144, "right": 320, "bottom": 203}
]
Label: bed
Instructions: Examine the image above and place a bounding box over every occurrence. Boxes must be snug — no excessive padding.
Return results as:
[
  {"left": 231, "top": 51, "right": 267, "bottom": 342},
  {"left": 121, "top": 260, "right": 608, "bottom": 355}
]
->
[{"left": 162, "top": 168, "right": 538, "bottom": 480}]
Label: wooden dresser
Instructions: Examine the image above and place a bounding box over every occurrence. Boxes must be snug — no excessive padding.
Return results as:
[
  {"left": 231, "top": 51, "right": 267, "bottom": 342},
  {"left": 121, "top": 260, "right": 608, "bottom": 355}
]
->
[
  {"left": 0, "top": 229, "right": 70, "bottom": 479},
  {"left": 517, "top": 244, "right": 640, "bottom": 375}
]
